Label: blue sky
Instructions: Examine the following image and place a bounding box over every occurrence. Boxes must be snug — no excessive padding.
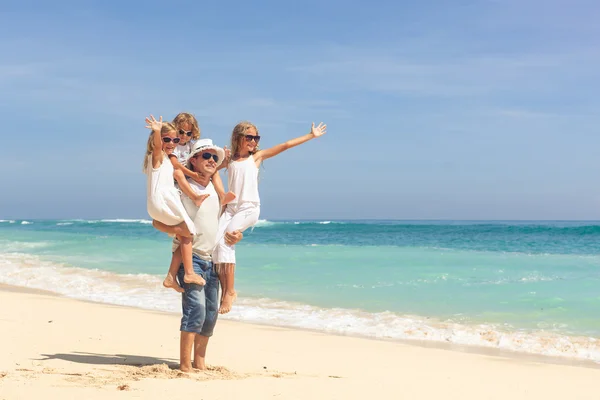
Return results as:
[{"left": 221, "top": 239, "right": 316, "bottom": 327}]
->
[{"left": 1, "top": 0, "right": 599, "bottom": 220}]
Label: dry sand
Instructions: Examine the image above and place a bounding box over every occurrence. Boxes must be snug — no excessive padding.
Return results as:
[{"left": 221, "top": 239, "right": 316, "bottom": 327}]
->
[{"left": 0, "top": 284, "right": 599, "bottom": 399}]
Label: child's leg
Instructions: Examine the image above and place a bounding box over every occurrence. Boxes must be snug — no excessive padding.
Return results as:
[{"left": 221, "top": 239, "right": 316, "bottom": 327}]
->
[
  {"left": 163, "top": 246, "right": 185, "bottom": 293},
  {"left": 215, "top": 204, "right": 260, "bottom": 314},
  {"left": 211, "top": 171, "right": 236, "bottom": 205},
  {"left": 153, "top": 221, "right": 196, "bottom": 291},
  {"left": 179, "top": 235, "right": 205, "bottom": 286},
  {"left": 152, "top": 220, "right": 191, "bottom": 237},
  {"left": 218, "top": 263, "right": 236, "bottom": 314},
  {"left": 174, "top": 169, "right": 211, "bottom": 207},
  {"left": 213, "top": 209, "right": 233, "bottom": 300},
  {"left": 216, "top": 263, "right": 227, "bottom": 302}
]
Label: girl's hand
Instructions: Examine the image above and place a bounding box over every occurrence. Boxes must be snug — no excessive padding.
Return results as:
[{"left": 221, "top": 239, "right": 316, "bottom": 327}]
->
[
  {"left": 223, "top": 146, "right": 231, "bottom": 160},
  {"left": 311, "top": 122, "right": 327, "bottom": 138},
  {"left": 145, "top": 115, "right": 163, "bottom": 132}
]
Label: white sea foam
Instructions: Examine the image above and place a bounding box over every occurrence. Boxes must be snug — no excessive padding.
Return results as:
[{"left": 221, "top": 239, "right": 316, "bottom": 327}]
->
[
  {"left": 0, "top": 220, "right": 16, "bottom": 223},
  {"left": 253, "top": 219, "right": 278, "bottom": 228},
  {"left": 0, "top": 241, "right": 51, "bottom": 252},
  {"left": 0, "top": 252, "right": 179, "bottom": 313},
  {"left": 56, "top": 222, "right": 73, "bottom": 226},
  {"left": 20, "top": 221, "right": 32, "bottom": 225},
  {"left": 1, "top": 251, "right": 600, "bottom": 363}
]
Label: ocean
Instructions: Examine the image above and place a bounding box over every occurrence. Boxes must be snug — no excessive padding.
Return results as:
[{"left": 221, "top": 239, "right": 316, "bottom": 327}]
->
[{"left": 1, "top": 219, "right": 600, "bottom": 362}]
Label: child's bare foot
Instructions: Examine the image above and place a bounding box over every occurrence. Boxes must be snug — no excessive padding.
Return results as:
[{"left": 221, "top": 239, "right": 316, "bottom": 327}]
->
[
  {"left": 219, "top": 290, "right": 237, "bottom": 314},
  {"left": 163, "top": 273, "right": 184, "bottom": 293},
  {"left": 193, "top": 194, "right": 210, "bottom": 207},
  {"left": 184, "top": 273, "right": 206, "bottom": 286},
  {"left": 222, "top": 191, "right": 236, "bottom": 205}
]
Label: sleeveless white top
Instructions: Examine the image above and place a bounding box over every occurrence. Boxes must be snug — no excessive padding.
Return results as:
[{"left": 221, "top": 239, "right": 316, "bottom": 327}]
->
[
  {"left": 145, "top": 154, "right": 196, "bottom": 234},
  {"left": 227, "top": 155, "right": 260, "bottom": 205}
]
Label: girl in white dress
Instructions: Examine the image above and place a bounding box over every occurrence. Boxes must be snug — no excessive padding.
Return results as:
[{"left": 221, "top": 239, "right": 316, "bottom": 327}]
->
[
  {"left": 143, "top": 115, "right": 209, "bottom": 292},
  {"left": 214, "top": 120, "right": 327, "bottom": 313}
]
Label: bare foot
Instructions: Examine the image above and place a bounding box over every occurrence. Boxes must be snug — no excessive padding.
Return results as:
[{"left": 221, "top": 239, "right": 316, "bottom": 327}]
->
[
  {"left": 219, "top": 290, "right": 237, "bottom": 314},
  {"left": 163, "top": 273, "right": 184, "bottom": 293},
  {"left": 184, "top": 273, "right": 206, "bottom": 286},
  {"left": 180, "top": 364, "right": 193, "bottom": 373},
  {"left": 193, "top": 193, "right": 210, "bottom": 207},
  {"left": 192, "top": 361, "right": 207, "bottom": 371},
  {"left": 222, "top": 191, "right": 236, "bottom": 205}
]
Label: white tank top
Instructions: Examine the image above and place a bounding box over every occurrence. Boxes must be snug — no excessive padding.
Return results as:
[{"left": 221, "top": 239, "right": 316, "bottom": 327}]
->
[{"left": 227, "top": 155, "right": 260, "bottom": 205}]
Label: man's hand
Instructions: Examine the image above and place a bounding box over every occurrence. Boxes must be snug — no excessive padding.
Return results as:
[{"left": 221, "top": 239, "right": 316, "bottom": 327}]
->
[{"left": 224, "top": 230, "right": 243, "bottom": 245}]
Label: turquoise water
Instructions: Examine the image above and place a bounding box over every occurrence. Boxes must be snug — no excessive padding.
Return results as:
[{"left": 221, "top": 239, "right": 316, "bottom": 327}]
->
[{"left": 2, "top": 219, "right": 600, "bottom": 360}]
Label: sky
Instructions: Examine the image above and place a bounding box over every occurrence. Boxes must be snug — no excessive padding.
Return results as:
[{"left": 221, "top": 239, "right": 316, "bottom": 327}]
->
[{"left": 1, "top": 0, "right": 599, "bottom": 220}]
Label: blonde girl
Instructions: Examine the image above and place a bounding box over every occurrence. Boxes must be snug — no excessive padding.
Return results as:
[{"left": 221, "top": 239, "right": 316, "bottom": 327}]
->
[
  {"left": 214, "top": 121, "right": 327, "bottom": 313},
  {"left": 143, "top": 115, "right": 209, "bottom": 291},
  {"left": 170, "top": 112, "right": 234, "bottom": 206},
  {"left": 171, "top": 112, "right": 200, "bottom": 165}
]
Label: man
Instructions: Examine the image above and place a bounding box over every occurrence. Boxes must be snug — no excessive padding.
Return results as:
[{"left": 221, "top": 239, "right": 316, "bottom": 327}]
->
[{"left": 173, "top": 138, "right": 242, "bottom": 372}]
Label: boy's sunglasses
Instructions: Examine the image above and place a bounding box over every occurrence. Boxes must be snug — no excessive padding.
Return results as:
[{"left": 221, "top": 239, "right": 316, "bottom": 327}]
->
[
  {"left": 244, "top": 135, "right": 261, "bottom": 143},
  {"left": 178, "top": 129, "right": 193, "bottom": 137},
  {"left": 194, "top": 152, "right": 219, "bottom": 162},
  {"left": 162, "top": 137, "right": 181, "bottom": 144}
]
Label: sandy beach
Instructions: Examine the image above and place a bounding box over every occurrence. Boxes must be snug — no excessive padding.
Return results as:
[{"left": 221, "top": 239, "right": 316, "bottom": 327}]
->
[{"left": 0, "top": 284, "right": 598, "bottom": 400}]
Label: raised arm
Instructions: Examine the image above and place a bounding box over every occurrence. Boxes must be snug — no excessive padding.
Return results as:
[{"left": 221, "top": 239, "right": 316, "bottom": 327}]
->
[
  {"left": 254, "top": 122, "right": 326, "bottom": 163},
  {"left": 217, "top": 146, "right": 231, "bottom": 170},
  {"left": 145, "top": 115, "right": 164, "bottom": 169}
]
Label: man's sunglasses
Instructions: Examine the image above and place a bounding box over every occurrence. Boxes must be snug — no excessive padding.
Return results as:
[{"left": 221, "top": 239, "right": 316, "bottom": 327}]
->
[
  {"left": 178, "top": 129, "right": 193, "bottom": 137},
  {"left": 194, "top": 152, "right": 219, "bottom": 163},
  {"left": 244, "top": 135, "right": 261, "bottom": 143},
  {"left": 162, "top": 137, "right": 181, "bottom": 144}
]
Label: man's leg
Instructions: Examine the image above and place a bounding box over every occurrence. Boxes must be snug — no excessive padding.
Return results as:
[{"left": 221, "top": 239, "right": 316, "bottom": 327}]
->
[
  {"left": 180, "top": 332, "right": 195, "bottom": 372},
  {"left": 193, "top": 335, "right": 210, "bottom": 370},
  {"left": 193, "top": 260, "right": 220, "bottom": 369},
  {"left": 177, "top": 254, "right": 208, "bottom": 372}
]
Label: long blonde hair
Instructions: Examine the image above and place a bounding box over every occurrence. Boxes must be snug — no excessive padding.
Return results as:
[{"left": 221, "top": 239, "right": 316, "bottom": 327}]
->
[
  {"left": 142, "top": 122, "right": 177, "bottom": 172},
  {"left": 173, "top": 112, "right": 201, "bottom": 140},
  {"left": 230, "top": 121, "right": 259, "bottom": 160}
]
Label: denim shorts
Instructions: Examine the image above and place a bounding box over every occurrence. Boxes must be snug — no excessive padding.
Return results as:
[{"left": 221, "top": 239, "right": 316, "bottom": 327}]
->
[{"left": 176, "top": 254, "right": 219, "bottom": 336}]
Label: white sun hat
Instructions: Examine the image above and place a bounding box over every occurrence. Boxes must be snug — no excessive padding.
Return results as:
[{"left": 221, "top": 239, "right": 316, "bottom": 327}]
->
[{"left": 186, "top": 138, "right": 225, "bottom": 169}]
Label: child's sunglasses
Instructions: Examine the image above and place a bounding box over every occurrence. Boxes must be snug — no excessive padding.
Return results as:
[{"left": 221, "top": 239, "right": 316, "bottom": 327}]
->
[
  {"left": 194, "top": 152, "right": 219, "bottom": 162},
  {"left": 162, "top": 137, "right": 181, "bottom": 144},
  {"left": 178, "top": 129, "right": 193, "bottom": 137},
  {"left": 244, "top": 135, "right": 261, "bottom": 143}
]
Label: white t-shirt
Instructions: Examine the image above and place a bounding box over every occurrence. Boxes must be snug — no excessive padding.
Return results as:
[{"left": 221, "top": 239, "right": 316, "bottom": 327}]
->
[
  {"left": 173, "top": 142, "right": 192, "bottom": 166},
  {"left": 172, "top": 179, "right": 220, "bottom": 261}
]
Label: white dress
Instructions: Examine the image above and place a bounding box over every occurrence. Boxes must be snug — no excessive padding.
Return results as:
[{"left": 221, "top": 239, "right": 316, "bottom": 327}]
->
[{"left": 145, "top": 154, "right": 196, "bottom": 235}]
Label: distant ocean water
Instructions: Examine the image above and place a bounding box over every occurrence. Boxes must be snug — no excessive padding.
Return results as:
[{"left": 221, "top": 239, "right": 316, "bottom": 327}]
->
[{"left": 1, "top": 219, "right": 600, "bottom": 361}]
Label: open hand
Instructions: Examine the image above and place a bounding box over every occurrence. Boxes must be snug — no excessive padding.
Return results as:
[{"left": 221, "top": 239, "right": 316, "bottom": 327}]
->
[
  {"left": 311, "top": 122, "right": 327, "bottom": 138},
  {"left": 223, "top": 145, "right": 231, "bottom": 160},
  {"left": 145, "top": 115, "right": 163, "bottom": 132}
]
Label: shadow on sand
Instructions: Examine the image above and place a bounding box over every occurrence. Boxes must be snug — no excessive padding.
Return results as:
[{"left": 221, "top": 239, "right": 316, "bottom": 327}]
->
[{"left": 36, "top": 352, "right": 178, "bottom": 368}]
